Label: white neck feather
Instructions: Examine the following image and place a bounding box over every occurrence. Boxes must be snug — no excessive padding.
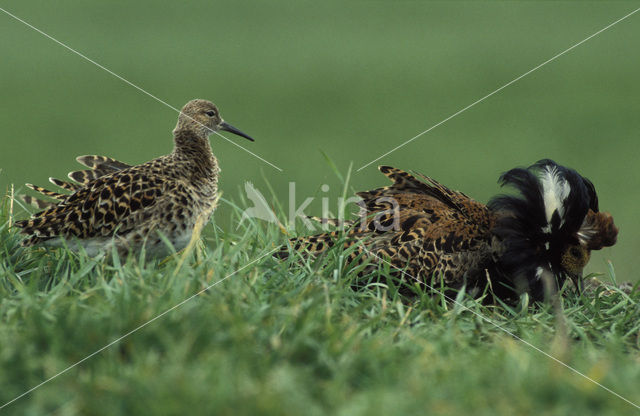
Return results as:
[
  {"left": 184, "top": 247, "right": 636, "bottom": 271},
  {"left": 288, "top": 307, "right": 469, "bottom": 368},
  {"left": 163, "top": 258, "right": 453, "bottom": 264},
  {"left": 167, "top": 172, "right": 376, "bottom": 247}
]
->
[{"left": 540, "top": 165, "right": 570, "bottom": 227}]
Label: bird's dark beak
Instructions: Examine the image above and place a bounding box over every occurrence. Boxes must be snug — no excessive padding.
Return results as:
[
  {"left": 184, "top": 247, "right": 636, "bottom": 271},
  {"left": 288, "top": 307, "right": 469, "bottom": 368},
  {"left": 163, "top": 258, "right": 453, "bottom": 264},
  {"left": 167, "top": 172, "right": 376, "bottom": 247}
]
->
[
  {"left": 569, "top": 271, "right": 584, "bottom": 294},
  {"left": 220, "top": 121, "right": 255, "bottom": 142}
]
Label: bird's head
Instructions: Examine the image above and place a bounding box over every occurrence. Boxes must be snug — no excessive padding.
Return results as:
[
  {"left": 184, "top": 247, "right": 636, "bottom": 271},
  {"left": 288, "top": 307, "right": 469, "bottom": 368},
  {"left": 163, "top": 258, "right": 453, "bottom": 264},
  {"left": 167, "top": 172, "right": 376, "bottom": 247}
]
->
[
  {"left": 489, "top": 159, "right": 618, "bottom": 300},
  {"left": 174, "top": 99, "right": 254, "bottom": 141}
]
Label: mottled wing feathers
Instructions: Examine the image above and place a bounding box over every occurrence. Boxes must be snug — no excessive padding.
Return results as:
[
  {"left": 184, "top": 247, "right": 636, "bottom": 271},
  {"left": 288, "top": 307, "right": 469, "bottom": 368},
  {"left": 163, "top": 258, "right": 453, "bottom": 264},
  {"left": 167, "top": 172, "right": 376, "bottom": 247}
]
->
[
  {"left": 25, "top": 183, "right": 66, "bottom": 201},
  {"left": 21, "top": 195, "right": 54, "bottom": 210},
  {"left": 410, "top": 171, "right": 491, "bottom": 227},
  {"left": 308, "top": 216, "right": 355, "bottom": 228},
  {"left": 372, "top": 165, "right": 462, "bottom": 209},
  {"left": 49, "top": 177, "right": 81, "bottom": 193},
  {"left": 76, "top": 155, "right": 132, "bottom": 170},
  {"left": 280, "top": 161, "right": 617, "bottom": 302},
  {"left": 20, "top": 155, "right": 131, "bottom": 210},
  {"left": 69, "top": 155, "right": 133, "bottom": 185},
  {"left": 280, "top": 165, "right": 497, "bottom": 288},
  {"left": 371, "top": 205, "right": 495, "bottom": 285},
  {"left": 15, "top": 156, "right": 163, "bottom": 245},
  {"left": 358, "top": 166, "right": 490, "bottom": 226}
]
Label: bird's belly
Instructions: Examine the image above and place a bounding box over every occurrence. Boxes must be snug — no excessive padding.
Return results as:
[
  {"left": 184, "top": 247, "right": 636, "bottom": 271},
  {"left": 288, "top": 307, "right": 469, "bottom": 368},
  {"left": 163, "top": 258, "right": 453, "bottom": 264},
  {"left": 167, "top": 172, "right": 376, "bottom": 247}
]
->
[
  {"left": 43, "top": 236, "right": 113, "bottom": 257},
  {"left": 167, "top": 230, "right": 193, "bottom": 252}
]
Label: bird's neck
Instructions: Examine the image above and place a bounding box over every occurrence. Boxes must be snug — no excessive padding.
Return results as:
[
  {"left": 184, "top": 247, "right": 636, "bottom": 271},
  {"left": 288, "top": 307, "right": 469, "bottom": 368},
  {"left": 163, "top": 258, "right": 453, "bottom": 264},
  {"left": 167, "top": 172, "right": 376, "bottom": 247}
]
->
[{"left": 172, "top": 131, "right": 218, "bottom": 178}]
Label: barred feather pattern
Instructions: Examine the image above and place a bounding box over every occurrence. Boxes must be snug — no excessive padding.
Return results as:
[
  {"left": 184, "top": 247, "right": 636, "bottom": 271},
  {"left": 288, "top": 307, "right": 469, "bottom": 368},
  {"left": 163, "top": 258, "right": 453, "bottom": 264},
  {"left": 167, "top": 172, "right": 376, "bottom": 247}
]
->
[
  {"left": 16, "top": 151, "right": 219, "bottom": 256},
  {"left": 278, "top": 166, "right": 500, "bottom": 292},
  {"left": 280, "top": 160, "right": 618, "bottom": 302},
  {"left": 21, "top": 155, "right": 133, "bottom": 210},
  {"left": 14, "top": 99, "right": 253, "bottom": 257}
]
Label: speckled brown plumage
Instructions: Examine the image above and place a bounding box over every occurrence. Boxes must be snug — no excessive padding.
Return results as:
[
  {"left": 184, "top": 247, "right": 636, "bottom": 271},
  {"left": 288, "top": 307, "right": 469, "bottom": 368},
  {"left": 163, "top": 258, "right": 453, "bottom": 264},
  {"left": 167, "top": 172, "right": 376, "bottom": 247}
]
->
[
  {"left": 279, "top": 166, "right": 500, "bottom": 291},
  {"left": 278, "top": 161, "right": 618, "bottom": 301},
  {"left": 21, "top": 155, "right": 132, "bottom": 210},
  {"left": 15, "top": 99, "right": 255, "bottom": 257}
]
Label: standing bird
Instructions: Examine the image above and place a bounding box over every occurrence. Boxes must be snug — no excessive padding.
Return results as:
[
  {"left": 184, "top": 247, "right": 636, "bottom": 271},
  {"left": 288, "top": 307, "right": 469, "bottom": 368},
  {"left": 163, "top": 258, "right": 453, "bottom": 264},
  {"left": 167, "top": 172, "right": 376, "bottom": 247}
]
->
[
  {"left": 15, "top": 99, "right": 255, "bottom": 257},
  {"left": 277, "top": 160, "right": 618, "bottom": 301}
]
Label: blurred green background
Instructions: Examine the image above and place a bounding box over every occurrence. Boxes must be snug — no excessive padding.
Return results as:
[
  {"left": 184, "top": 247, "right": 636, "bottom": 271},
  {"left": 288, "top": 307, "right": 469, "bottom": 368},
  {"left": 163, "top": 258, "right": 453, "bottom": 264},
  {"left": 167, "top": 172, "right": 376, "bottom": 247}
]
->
[{"left": 1, "top": 1, "right": 637, "bottom": 280}]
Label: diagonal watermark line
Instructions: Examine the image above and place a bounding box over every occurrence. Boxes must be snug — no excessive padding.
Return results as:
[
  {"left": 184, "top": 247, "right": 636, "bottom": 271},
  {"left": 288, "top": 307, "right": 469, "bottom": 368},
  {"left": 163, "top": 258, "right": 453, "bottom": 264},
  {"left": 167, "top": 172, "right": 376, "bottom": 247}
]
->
[
  {"left": 361, "top": 246, "right": 640, "bottom": 410},
  {"left": 0, "top": 248, "right": 279, "bottom": 411},
  {"left": 357, "top": 6, "right": 640, "bottom": 172},
  {"left": 211, "top": 130, "right": 283, "bottom": 172},
  {"left": 0, "top": 6, "right": 283, "bottom": 173}
]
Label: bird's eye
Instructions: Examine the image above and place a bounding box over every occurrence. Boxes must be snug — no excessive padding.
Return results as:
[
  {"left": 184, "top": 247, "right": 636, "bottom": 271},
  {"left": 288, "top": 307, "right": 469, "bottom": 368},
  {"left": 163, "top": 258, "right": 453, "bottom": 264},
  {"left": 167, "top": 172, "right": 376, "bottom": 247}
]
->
[
  {"left": 205, "top": 111, "right": 215, "bottom": 117},
  {"left": 569, "top": 247, "right": 582, "bottom": 258}
]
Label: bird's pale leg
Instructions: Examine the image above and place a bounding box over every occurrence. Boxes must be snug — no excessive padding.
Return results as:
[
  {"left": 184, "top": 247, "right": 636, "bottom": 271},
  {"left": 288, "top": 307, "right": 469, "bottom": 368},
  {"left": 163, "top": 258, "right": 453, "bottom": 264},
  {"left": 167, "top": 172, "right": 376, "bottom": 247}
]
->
[{"left": 171, "top": 194, "right": 217, "bottom": 276}]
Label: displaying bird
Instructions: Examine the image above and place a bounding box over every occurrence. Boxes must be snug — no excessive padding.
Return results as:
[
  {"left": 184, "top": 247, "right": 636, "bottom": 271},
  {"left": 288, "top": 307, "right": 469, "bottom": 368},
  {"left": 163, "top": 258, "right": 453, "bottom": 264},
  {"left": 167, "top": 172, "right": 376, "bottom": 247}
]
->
[
  {"left": 277, "top": 160, "right": 618, "bottom": 301},
  {"left": 15, "top": 99, "right": 255, "bottom": 257}
]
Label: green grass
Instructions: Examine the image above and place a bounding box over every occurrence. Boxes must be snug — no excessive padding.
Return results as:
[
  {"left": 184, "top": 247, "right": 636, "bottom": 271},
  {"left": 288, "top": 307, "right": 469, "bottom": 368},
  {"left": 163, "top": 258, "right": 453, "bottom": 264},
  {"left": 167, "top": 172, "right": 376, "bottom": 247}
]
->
[
  {"left": 0, "top": 1, "right": 637, "bottom": 281},
  {"left": 1, "top": 191, "right": 640, "bottom": 416},
  {"left": 2, "top": 2, "right": 640, "bottom": 414}
]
